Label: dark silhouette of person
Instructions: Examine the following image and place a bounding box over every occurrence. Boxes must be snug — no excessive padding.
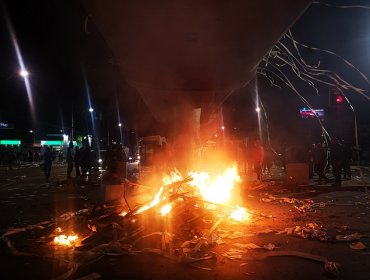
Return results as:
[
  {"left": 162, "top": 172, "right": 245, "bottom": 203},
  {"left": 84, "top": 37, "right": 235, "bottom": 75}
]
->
[
  {"left": 313, "top": 142, "right": 328, "bottom": 184},
  {"left": 74, "top": 146, "right": 81, "bottom": 177},
  {"left": 66, "top": 142, "right": 74, "bottom": 178},
  {"left": 342, "top": 140, "right": 352, "bottom": 180},
  {"left": 81, "top": 146, "right": 92, "bottom": 177},
  {"left": 307, "top": 144, "right": 315, "bottom": 179},
  {"left": 106, "top": 144, "right": 118, "bottom": 173},
  {"left": 330, "top": 139, "right": 344, "bottom": 187},
  {"left": 252, "top": 139, "right": 265, "bottom": 182},
  {"left": 40, "top": 147, "right": 54, "bottom": 182},
  {"left": 262, "top": 147, "right": 273, "bottom": 175},
  {"left": 5, "top": 147, "right": 16, "bottom": 170}
]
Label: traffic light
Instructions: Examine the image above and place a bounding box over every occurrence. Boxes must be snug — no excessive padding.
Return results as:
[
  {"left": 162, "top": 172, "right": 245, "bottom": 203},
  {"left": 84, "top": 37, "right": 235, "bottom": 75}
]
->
[
  {"left": 335, "top": 94, "right": 343, "bottom": 104},
  {"left": 329, "top": 90, "right": 344, "bottom": 106}
]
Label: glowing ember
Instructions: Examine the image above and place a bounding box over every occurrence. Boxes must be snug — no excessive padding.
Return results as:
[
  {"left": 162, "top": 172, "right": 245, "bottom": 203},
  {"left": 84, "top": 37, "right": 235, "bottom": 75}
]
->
[
  {"left": 229, "top": 206, "right": 250, "bottom": 222},
  {"left": 189, "top": 166, "right": 240, "bottom": 204},
  {"left": 119, "top": 211, "right": 128, "bottom": 217},
  {"left": 135, "top": 186, "right": 164, "bottom": 214},
  {"left": 160, "top": 204, "right": 172, "bottom": 216},
  {"left": 53, "top": 234, "right": 78, "bottom": 247}
]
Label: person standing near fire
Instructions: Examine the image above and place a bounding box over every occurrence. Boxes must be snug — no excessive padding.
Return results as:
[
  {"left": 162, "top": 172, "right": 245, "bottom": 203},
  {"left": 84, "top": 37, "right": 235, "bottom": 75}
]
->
[{"left": 252, "top": 139, "right": 265, "bottom": 182}]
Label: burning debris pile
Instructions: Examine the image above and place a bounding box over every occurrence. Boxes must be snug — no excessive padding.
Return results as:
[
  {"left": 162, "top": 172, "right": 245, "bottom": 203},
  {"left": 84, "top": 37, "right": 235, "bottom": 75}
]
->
[{"left": 1, "top": 165, "right": 257, "bottom": 278}]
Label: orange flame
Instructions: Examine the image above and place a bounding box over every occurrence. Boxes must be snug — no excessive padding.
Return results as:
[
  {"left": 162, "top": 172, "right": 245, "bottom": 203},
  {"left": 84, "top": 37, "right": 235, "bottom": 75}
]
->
[
  {"left": 119, "top": 211, "right": 128, "bottom": 217},
  {"left": 160, "top": 204, "right": 172, "bottom": 216},
  {"left": 53, "top": 233, "right": 79, "bottom": 247},
  {"left": 229, "top": 206, "right": 251, "bottom": 222},
  {"left": 134, "top": 186, "right": 164, "bottom": 214},
  {"left": 189, "top": 165, "right": 240, "bottom": 204},
  {"left": 52, "top": 227, "right": 79, "bottom": 247},
  {"left": 162, "top": 169, "right": 183, "bottom": 185}
]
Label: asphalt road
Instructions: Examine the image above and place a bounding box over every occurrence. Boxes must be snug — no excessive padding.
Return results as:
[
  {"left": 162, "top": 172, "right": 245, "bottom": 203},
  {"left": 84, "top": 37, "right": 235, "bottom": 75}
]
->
[{"left": 0, "top": 164, "right": 369, "bottom": 280}]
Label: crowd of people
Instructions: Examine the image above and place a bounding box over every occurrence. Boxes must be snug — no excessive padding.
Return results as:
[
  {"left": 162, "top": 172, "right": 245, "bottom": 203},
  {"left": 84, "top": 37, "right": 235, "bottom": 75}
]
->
[
  {"left": 0, "top": 143, "right": 102, "bottom": 182},
  {"left": 234, "top": 136, "right": 356, "bottom": 186},
  {"left": 307, "top": 138, "right": 354, "bottom": 187},
  {"left": 65, "top": 142, "right": 102, "bottom": 180},
  {"left": 0, "top": 146, "right": 17, "bottom": 170},
  {"left": 0, "top": 136, "right": 360, "bottom": 186}
]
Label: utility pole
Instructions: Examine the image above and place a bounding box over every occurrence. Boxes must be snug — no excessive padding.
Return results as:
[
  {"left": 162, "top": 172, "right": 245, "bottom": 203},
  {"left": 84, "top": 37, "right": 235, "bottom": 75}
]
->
[{"left": 71, "top": 102, "right": 74, "bottom": 141}]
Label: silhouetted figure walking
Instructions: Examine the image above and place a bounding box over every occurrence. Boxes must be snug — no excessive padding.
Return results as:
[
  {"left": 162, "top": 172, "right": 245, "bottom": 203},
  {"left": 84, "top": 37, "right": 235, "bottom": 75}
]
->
[
  {"left": 313, "top": 142, "right": 328, "bottom": 184},
  {"left": 5, "top": 147, "right": 16, "bottom": 170},
  {"left": 342, "top": 141, "right": 352, "bottom": 179},
  {"left": 252, "top": 139, "right": 265, "bottom": 182},
  {"left": 81, "top": 146, "right": 92, "bottom": 177},
  {"left": 74, "top": 146, "right": 81, "bottom": 177},
  {"left": 40, "top": 147, "right": 53, "bottom": 182},
  {"left": 330, "top": 139, "right": 344, "bottom": 187},
  {"left": 262, "top": 147, "right": 273, "bottom": 175}
]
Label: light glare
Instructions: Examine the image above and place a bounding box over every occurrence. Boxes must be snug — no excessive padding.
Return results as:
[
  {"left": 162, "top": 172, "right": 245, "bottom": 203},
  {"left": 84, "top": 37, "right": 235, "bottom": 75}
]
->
[{"left": 19, "top": 69, "right": 29, "bottom": 77}]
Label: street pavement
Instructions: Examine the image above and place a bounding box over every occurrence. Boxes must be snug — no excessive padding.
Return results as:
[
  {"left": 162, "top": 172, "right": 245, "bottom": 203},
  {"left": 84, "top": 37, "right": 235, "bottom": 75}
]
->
[{"left": 0, "top": 163, "right": 369, "bottom": 279}]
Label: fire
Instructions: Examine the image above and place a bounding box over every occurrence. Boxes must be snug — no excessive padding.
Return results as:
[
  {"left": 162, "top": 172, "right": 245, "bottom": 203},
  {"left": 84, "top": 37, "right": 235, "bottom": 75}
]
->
[
  {"left": 135, "top": 186, "right": 164, "bottom": 214},
  {"left": 132, "top": 165, "right": 247, "bottom": 224},
  {"left": 229, "top": 206, "right": 251, "bottom": 222},
  {"left": 162, "top": 169, "right": 183, "bottom": 185},
  {"left": 53, "top": 234, "right": 79, "bottom": 247},
  {"left": 52, "top": 227, "right": 79, "bottom": 247},
  {"left": 119, "top": 211, "right": 128, "bottom": 217},
  {"left": 160, "top": 204, "right": 172, "bottom": 216},
  {"left": 189, "top": 166, "right": 240, "bottom": 204}
]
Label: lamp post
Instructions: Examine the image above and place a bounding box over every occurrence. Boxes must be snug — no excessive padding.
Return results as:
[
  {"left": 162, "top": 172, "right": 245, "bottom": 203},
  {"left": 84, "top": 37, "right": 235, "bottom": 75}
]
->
[{"left": 29, "top": 130, "right": 35, "bottom": 146}]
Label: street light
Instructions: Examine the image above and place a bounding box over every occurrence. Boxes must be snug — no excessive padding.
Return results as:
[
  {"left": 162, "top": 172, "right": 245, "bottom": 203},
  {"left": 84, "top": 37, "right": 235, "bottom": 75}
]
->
[
  {"left": 118, "top": 123, "right": 122, "bottom": 127},
  {"left": 89, "top": 107, "right": 94, "bottom": 113},
  {"left": 29, "top": 130, "right": 34, "bottom": 133},
  {"left": 255, "top": 107, "right": 261, "bottom": 112},
  {"left": 18, "top": 69, "right": 29, "bottom": 78}
]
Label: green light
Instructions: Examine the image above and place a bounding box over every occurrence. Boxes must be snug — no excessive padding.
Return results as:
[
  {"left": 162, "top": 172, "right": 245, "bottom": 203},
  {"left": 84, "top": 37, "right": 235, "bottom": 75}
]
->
[
  {"left": 0, "top": 140, "right": 21, "bottom": 145},
  {"left": 41, "top": 140, "right": 77, "bottom": 146},
  {"left": 41, "top": 140, "right": 62, "bottom": 146}
]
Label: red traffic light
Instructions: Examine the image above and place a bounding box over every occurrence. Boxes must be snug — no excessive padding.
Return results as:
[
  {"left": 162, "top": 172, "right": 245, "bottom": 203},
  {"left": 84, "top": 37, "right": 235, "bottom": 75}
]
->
[
  {"left": 336, "top": 95, "right": 343, "bottom": 104},
  {"left": 329, "top": 92, "right": 344, "bottom": 106}
]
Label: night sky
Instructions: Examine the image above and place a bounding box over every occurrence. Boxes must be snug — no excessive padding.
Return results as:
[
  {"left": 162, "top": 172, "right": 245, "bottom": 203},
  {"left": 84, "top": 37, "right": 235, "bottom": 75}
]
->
[{"left": 1, "top": 1, "right": 370, "bottom": 146}]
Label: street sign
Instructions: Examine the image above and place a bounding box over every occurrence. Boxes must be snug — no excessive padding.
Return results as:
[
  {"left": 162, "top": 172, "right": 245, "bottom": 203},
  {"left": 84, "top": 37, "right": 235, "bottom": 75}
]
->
[{"left": 0, "top": 122, "right": 14, "bottom": 129}]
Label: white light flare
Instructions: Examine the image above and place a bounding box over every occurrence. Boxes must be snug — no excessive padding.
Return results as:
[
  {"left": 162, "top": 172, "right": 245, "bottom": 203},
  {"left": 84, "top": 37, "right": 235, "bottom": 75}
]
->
[
  {"left": 19, "top": 69, "right": 29, "bottom": 77},
  {"left": 5, "top": 13, "right": 35, "bottom": 125}
]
